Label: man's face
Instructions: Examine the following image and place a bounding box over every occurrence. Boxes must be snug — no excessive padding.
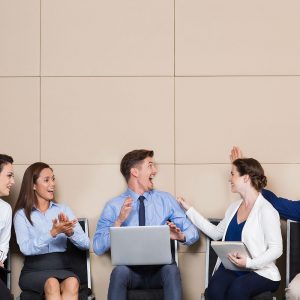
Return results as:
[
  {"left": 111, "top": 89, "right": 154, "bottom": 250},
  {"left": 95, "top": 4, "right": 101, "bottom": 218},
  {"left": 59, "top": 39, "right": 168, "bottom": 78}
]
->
[{"left": 135, "top": 156, "right": 157, "bottom": 193}]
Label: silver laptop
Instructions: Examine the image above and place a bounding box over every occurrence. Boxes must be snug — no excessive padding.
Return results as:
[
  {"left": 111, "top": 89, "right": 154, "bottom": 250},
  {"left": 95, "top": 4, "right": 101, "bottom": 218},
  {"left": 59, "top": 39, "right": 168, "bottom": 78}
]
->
[{"left": 110, "top": 225, "right": 172, "bottom": 266}]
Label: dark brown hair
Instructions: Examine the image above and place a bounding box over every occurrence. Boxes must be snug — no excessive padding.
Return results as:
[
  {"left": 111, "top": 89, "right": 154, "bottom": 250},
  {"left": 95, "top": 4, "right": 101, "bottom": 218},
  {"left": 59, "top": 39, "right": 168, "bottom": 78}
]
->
[
  {"left": 233, "top": 158, "right": 267, "bottom": 192},
  {"left": 13, "top": 162, "right": 53, "bottom": 225},
  {"left": 0, "top": 154, "right": 14, "bottom": 173},
  {"left": 120, "top": 149, "right": 154, "bottom": 182}
]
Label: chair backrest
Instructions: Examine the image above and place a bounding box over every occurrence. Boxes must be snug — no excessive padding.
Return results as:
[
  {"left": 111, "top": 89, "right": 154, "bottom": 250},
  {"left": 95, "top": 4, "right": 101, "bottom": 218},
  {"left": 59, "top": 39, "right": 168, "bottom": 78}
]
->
[
  {"left": 286, "top": 220, "right": 300, "bottom": 287},
  {"left": 67, "top": 218, "right": 92, "bottom": 290},
  {"left": 204, "top": 218, "right": 221, "bottom": 289}
]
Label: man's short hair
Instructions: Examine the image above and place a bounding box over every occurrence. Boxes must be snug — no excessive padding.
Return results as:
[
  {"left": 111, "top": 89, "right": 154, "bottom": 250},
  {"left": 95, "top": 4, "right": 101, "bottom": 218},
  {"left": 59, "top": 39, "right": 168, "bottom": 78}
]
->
[{"left": 120, "top": 149, "right": 154, "bottom": 182}]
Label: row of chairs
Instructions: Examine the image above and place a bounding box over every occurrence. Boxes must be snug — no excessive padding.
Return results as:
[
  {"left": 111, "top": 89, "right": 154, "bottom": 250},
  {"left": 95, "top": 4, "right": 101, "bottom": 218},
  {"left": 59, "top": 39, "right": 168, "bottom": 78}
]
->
[{"left": 3, "top": 218, "right": 300, "bottom": 299}]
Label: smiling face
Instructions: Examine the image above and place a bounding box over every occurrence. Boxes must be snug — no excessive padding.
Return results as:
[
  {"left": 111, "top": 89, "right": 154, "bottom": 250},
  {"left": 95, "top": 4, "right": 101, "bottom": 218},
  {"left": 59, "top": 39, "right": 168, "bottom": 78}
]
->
[
  {"left": 134, "top": 156, "right": 157, "bottom": 193},
  {"left": 0, "top": 163, "right": 15, "bottom": 197},
  {"left": 33, "top": 168, "right": 55, "bottom": 203},
  {"left": 229, "top": 164, "right": 246, "bottom": 193}
]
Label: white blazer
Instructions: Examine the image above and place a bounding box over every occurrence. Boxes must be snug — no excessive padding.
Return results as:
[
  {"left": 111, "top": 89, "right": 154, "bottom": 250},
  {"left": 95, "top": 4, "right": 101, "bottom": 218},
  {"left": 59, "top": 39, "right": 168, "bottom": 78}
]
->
[{"left": 186, "top": 193, "right": 282, "bottom": 281}]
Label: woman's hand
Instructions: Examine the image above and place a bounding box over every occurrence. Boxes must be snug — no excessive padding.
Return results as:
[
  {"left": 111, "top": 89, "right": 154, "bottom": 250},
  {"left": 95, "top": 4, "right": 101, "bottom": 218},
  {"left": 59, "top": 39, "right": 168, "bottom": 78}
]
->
[
  {"left": 230, "top": 146, "right": 243, "bottom": 162},
  {"left": 177, "top": 196, "right": 191, "bottom": 211},
  {"left": 57, "top": 213, "right": 77, "bottom": 236},
  {"left": 50, "top": 215, "right": 77, "bottom": 237},
  {"left": 228, "top": 252, "right": 247, "bottom": 268}
]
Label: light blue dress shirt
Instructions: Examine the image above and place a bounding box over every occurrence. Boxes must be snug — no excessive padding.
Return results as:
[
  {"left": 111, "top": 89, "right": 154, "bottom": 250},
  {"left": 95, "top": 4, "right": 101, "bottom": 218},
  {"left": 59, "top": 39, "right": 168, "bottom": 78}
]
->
[
  {"left": 14, "top": 202, "right": 90, "bottom": 256},
  {"left": 93, "top": 188, "right": 199, "bottom": 255}
]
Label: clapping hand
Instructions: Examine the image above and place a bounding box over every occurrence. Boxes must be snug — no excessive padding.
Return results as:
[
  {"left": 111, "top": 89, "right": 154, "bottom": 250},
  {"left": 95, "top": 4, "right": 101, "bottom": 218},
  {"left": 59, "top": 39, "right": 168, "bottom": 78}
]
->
[{"left": 51, "top": 213, "right": 77, "bottom": 237}]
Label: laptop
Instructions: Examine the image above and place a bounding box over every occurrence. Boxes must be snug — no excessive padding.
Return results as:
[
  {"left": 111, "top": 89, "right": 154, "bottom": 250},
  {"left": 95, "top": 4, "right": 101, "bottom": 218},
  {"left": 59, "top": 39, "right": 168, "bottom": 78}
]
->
[{"left": 110, "top": 225, "right": 172, "bottom": 266}]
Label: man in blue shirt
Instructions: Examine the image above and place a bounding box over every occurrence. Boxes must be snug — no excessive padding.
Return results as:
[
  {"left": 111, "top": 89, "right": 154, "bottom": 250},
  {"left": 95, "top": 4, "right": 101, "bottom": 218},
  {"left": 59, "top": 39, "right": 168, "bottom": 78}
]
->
[
  {"left": 230, "top": 146, "right": 300, "bottom": 300},
  {"left": 93, "top": 149, "right": 199, "bottom": 300}
]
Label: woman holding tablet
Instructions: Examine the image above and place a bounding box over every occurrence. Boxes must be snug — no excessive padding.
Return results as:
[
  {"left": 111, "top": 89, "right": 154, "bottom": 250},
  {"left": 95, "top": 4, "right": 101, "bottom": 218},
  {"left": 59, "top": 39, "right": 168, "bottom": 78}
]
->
[{"left": 177, "top": 158, "right": 282, "bottom": 300}]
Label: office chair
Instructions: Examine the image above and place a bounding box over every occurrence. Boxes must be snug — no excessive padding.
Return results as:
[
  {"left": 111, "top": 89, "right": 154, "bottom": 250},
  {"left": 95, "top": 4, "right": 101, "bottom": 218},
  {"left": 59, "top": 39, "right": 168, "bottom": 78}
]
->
[{"left": 286, "top": 220, "right": 300, "bottom": 288}]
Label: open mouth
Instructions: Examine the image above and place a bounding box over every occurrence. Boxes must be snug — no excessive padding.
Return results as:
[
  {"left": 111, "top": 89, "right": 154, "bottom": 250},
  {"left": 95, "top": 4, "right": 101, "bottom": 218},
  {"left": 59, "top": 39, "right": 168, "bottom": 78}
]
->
[{"left": 149, "top": 175, "right": 155, "bottom": 184}]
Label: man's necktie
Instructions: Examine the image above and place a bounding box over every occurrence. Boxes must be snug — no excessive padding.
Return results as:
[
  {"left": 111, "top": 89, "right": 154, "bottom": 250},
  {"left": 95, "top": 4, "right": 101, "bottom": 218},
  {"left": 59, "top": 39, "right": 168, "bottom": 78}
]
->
[{"left": 138, "top": 196, "right": 145, "bottom": 226}]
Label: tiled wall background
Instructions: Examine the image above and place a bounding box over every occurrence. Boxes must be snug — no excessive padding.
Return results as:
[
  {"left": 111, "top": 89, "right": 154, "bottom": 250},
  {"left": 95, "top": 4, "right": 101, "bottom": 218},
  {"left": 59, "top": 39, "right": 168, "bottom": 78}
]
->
[{"left": 2, "top": 0, "right": 300, "bottom": 299}]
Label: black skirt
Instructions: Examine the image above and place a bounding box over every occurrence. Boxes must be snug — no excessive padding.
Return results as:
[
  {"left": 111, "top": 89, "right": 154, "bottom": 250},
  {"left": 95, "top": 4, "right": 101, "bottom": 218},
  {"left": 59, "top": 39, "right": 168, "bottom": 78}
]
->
[{"left": 19, "top": 252, "right": 79, "bottom": 294}]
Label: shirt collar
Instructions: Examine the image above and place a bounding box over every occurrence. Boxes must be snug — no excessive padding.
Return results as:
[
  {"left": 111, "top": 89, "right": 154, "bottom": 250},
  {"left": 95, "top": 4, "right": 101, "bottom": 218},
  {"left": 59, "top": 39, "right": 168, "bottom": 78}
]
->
[
  {"left": 32, "top": 201, "right": 58, "bottom": 211},
  {"left": 126, "top": 188, "right": 152, "bottom": 202}
]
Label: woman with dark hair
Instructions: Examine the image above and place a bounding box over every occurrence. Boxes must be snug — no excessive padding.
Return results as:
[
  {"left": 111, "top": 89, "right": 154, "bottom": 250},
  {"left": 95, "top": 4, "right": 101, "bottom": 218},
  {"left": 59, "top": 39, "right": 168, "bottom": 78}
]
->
[
  {"left": 14, "top": 162, "right": 89, "bottom": 300},
  {"left": 0, "top": 154, "right": 14, "bottom": 300},
  {"left": 177, "top": 158, "right": 282, "bottom": 300}
]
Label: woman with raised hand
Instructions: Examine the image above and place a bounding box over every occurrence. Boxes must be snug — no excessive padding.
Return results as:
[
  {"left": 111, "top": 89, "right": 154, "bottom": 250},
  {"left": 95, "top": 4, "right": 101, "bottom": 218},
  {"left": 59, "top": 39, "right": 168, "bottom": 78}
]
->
[
  {"left": 0, "top": 154, "right": 14, "bottom": 300},
  {"left": 231, "top": 146, "right": 300, "bottom": 300},
  {"left": 178, "top": 157, "right": 282, "bottom": 300},
  {"left": 14, "top": 162, "right": 89, "bottom": 300}
]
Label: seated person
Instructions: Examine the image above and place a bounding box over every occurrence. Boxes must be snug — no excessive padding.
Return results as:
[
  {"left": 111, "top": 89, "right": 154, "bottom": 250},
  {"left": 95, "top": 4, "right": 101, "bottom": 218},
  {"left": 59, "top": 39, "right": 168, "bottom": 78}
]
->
[
  {"left": 93, "top": 149, "right": 199, "bottom": 300},
  {"left": 14, "top": 162, "right": 90, "bottom": 300},
  {"left": 177, "top": 157, "right": 282, "bottom": 300},
  {"left": 0, "top": 154, "right": 15, "bottom": 300},
  {"left": 231, "top": 146, "right": 300, "bottom": 300}
]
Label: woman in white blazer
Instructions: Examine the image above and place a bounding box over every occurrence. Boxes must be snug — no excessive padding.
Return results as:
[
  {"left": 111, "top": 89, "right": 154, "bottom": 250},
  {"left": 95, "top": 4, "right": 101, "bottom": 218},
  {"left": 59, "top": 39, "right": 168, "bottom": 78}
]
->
[{"left": 177, "top": 158, "right": 282, "bottom": 300}]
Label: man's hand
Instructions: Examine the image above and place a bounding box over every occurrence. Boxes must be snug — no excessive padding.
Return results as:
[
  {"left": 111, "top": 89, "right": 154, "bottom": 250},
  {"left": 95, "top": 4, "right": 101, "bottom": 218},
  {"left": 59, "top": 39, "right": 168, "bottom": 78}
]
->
[
  {"left": 0, "top": 261, "right": 4, "bottom": 268},
  {"left": 230, "top": 146, "right": 243, "bottom": 162},
  {"left": 167, "top": 221, "right": 185, "bottom": 242},
  {"left": 228, "top": 252, "right": 247, "bottom": 268},
  {"left": 177, "top": 196, "right": 191, "bottom": 211},
  {"left": 114, "top": 197, "right": 133, "bottom": 227}
]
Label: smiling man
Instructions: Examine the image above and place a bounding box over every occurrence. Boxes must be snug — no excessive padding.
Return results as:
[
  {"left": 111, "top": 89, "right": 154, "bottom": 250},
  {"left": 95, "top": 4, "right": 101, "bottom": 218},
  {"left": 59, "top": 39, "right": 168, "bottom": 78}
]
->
[{"left": 93, "top": 149, "right": 199, "bottom": 300}]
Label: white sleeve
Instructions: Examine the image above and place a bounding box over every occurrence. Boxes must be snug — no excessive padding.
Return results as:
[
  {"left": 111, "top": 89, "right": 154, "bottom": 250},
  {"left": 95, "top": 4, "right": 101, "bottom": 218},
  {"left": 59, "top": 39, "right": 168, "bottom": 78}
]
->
[
  {"left": 0, "top": 204, "right": 12, "bottom": 262},
  {"left": 186, "top": 207, "right": 226, "bottom": 241}
]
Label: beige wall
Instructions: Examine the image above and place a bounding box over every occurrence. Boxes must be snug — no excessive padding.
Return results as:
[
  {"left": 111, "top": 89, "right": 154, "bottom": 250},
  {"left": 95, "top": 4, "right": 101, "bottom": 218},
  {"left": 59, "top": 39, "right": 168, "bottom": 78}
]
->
[{"left": 2, "top": 0, "right": 300, "bottom": 299}]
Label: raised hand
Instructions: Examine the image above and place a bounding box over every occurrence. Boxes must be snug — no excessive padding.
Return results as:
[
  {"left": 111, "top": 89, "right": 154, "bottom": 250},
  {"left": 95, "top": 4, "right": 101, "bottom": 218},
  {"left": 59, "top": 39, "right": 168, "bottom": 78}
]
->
[
  {"left": 114, "top": 197, "right": 133, "bottom": 227},
  {"left": 177, "top": 196, "right": 191, "bottom": 211},
  {"left": 230, "top": 146, "right": 243, "bottom": 162},
  {"left": 167, "top": 221, "right": 185, "bottom": 242}
]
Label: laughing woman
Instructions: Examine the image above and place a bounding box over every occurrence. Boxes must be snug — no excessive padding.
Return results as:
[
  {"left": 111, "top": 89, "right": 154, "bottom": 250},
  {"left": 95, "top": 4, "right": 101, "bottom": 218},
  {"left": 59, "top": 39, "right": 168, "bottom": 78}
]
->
[
  {"left": 178, "top": 158, "right": 282, "bottom": 300},
  {"left": 13, "top": 162, "right": 89, "bottom": 300},
  {"left": 0, "top": 154, "right": 14, "bottom": 300}
]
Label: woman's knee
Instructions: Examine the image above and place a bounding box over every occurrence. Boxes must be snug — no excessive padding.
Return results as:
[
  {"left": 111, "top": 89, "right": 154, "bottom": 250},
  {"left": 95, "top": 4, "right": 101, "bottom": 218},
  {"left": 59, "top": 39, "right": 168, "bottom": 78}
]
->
[
  {"left": 44, "top": 277, "right": 60, "bottom": 294},
  {"left": 61, "top": 277, "right": 79, "bottom": 295}
]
